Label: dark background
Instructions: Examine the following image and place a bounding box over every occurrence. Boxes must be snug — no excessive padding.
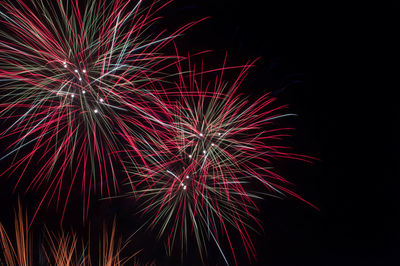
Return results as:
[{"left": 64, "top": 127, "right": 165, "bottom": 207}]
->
[{"left": 1, "top": 0, "right": 398, "bottom": 265}]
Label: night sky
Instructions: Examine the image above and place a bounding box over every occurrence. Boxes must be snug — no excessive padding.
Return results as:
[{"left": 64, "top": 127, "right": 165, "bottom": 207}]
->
[{"left": 0, "top": 0, "right": 398, "bottom": 265}]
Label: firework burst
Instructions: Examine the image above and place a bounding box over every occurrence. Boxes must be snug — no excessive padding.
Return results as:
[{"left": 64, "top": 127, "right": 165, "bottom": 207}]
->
[
  {"left": 0, "top": 199, "right": 31, "bottom": 266},
  {"left": 43, "top": 219, "right": 142, "bottom": 266},
  {"left": 0, "top": 0, "right": 200, "bottom": 222},
  {"left": 128, "top": 57, "right": 317, "bottom": 264},
  {"left": 0, "top": 201, "right": 144, "bottom": 266}
]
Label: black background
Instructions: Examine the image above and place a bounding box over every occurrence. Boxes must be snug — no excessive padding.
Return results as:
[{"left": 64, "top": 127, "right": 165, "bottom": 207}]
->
[{"left": 1, "top": 0, "right": 398, "bottom": 265}]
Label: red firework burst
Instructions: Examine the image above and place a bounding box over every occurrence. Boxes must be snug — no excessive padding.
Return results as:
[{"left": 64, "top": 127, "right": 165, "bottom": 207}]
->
[
  {"left": 0, "top": 0, "right": 202, "bottom": 222},
  {"left": 128, "top": 54, "right": 318, "bottom": 263}
]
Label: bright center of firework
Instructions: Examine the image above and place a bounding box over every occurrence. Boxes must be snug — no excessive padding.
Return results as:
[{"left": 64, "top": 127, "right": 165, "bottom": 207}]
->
[
  {"left": 58, "top": 62, "right": 106, "bottom": 115},
  {"left": 183, "top": 128, "right": 226, "bottom": 160}
]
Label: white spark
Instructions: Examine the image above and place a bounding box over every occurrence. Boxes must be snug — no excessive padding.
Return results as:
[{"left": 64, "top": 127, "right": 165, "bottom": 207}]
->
[
  {"left": 203, "top": 150, "right": 206, "bottom": 154},
  {"left": 71, "top": 94, "right": 75, "bottom": 98},
  {"left": 82, "top": 69, "right": 86, "bottom": 73},
  {"left": 218, "top": 133, "right": 221, "bottom": 136},
  {"left": 74, "top": 69, "right": 78, "bottom": 73},
  {"left": 79, "top": 77, "right": 82, "bottom": 81},
  {"left": 82, "top": 90, "right": 86, "bottom": 94},
  {"left": 99, "top": 98, "right": 104, "bottom": 103},
  {"left": 199, "top": 133, "right": 204, "bottom": 137},
  {"left": 186, "top": 175, "right": 189, "bottom": 179},
  {"left": 94, "top": 109, "right": 98, "bottom": 113},
  {"left": 183, "top": 185, "right": 187, "bottom": 190},
  {"left": 188, "top": 154, "right": 192, "bottom": 158},
  {"left": 211, "top": 143, "right": 215, "bottom": 146}
]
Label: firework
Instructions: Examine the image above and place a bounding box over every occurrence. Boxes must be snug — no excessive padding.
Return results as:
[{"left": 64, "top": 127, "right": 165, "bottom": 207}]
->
[
  {"left": 0, "top": 200, "right": 145, "bottom": 266},
  {"left": 128, "top": 57, "right": 317, "bottom": 264},
  {"left": 0, "top": 199, "right": 31, "bottom": 266},
  {"left": 0, "top": 0, "right": 200, "bottom": 222},
  {"left": 43, "top": 220, "right": 141, "bottom": 266},
  {"left": 43, "top": 229, "right": 81, "bottom": 265},
  {"left": 0, "top": 0, "right": 317, "bottom": 263}
]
